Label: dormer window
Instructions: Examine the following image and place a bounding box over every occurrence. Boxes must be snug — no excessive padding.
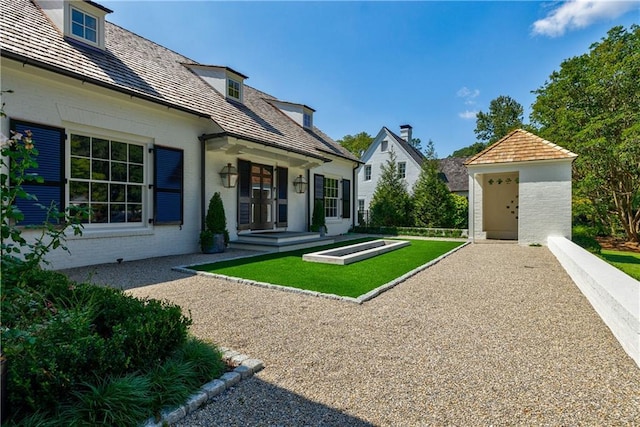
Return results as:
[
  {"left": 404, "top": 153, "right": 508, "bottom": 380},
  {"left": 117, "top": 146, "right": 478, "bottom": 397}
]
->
[
  {"left": 184, "top": 64, "right": 247, "bottom": 103},
  {"left": 268, "top": 100, "right": 315, "bottom": 129},
  {"left": 34, "top": 0, "right": 111, "bottom": 50},
  {"left": 227, "top": 78, "right": 241, "bottom": 100},
  {"left": 71, "top": 7, "right": 97, "bottom": 44},
  {"left": 303, "top": 112, "right": 312, "bottom": 129}
]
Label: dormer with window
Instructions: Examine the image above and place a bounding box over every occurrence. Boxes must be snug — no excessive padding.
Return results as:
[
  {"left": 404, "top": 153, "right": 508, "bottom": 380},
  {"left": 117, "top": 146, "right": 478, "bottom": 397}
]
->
[
  {"left": 270, "top": 100, "right": 315, "bottom": 129},
  {"left": 34, "top": 0, "right": 112, "bottom": 50},
  {"left": 184, "top": 64, "right": 248, "bottom": 103}
]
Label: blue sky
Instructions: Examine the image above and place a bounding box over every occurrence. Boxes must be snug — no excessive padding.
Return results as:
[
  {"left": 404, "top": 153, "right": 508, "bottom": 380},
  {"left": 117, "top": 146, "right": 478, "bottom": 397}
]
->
[{"left": 100, "top": 1, "right": 639, "bottom": 157}]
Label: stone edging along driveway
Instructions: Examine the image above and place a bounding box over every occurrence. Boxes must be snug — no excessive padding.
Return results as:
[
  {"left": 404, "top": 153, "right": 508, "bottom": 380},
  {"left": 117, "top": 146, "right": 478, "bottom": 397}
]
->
[
  {"left": 172, "top": 241, "right": 471, "bottom": 304},
  {"left": 142, "top": 348, "right": 264, "bottom": 427}
]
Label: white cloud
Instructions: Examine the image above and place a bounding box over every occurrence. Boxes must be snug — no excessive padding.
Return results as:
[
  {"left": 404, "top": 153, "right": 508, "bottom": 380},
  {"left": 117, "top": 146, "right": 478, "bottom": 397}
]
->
[
  {"left": 532, "top": 0, "right": 639, "bottom": 37},
  {"left": 459, "top": 110, "right": 478, "bottom": 120},
  {"left": 456, "top": 86, "right": 480, "bottom": 100}
]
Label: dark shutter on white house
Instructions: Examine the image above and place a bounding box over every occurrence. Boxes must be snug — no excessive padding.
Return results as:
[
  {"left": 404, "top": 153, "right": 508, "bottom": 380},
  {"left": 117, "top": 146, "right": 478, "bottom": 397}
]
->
[
  {"left": 313, "top": 174, "right": 324, "bottom": 202},
  {"left": 276, "top": 167, "right": 288, "bottom": 227},
  {"left": 153, "top": 146, "right": 183, "bottom": 224},
  {"left": 10, "top": 120, "right": 65, "bottom": 225},
  {"left": 237, "top": 159, "right": 251, "bottom": 230},
  {"left": 341, "top": 178, "right": 351, "bottom": 219}
]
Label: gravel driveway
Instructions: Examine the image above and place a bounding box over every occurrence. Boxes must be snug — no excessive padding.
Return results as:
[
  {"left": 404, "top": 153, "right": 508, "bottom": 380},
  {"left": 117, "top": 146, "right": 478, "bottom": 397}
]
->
[{"left": 62, "top": 242, "right": 640, "bottom": 426}]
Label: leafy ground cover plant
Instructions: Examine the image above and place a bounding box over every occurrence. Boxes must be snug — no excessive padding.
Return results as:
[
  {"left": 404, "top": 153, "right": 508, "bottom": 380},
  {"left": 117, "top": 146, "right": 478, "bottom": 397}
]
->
[
  {"left": 193, "top": 238, "right": 464, "bottom": 298},
  {"left": 0, "top": 102, "right": 225, "bottom": 425}
]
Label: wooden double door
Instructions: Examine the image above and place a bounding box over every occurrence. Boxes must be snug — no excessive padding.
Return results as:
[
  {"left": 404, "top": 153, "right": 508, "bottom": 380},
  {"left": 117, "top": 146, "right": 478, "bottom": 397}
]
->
[{"left": 238, "top": 160, "right": 288, "bottom": 231}]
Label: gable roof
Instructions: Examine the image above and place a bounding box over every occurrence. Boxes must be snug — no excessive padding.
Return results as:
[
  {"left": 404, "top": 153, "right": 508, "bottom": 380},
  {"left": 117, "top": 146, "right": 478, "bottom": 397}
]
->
[
  {"left": 383, "top": 127, "right": 426, "bottom": 165},
  {"left": 465, "top": 129, "right": 577, "bottom": 166},
  {"left": 0, "top": 0, "right": 358, "bottom": 163}
]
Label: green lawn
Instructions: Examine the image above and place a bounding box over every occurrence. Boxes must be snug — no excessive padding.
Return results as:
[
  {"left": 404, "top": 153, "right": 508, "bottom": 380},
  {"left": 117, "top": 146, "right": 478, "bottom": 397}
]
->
[
  {"left": 193, "top": 238, "right": 464, "bottom": 298},
  {"left": 600, "top": 249, "right": 640, "bottom": 281}
]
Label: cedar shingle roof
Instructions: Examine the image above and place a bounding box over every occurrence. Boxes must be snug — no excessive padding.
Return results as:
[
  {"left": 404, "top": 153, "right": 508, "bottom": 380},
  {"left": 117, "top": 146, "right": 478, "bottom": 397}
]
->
[
  {"left": 465, "top": 129, "right": 577, "bottom": 166},
  {"left": 0, "top": 0, "right": 358, "bottom": 163}
]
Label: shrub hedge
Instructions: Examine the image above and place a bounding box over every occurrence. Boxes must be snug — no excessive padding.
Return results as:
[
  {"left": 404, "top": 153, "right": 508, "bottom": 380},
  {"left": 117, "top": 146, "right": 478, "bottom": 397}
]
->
[{"left": 1, "top": 266, "right": 197, "bottom": 423}]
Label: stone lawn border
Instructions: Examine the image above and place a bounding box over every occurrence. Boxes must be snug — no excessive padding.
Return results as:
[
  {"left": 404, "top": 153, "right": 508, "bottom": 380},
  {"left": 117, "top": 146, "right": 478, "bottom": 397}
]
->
[
  {"left": 173, "top": 241, "right": 471, "bottom": 304},
  {"left": 142, "top": 348, "right": 264, "bottom": 427}
]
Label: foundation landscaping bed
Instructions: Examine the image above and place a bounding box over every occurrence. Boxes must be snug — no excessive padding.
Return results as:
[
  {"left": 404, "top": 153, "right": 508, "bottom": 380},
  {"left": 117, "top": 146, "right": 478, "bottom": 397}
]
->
[
  {"left": 187, "top": 238, "right": 466, "bottom": 299},
  {"left": 1, "top": 266, "right": 228, "bottom": 426}
]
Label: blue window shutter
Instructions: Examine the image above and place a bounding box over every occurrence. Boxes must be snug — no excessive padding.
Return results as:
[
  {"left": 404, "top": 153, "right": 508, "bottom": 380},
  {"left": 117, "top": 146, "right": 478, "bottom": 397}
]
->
[
  {"left": 10, "top": 120, "right": 65, "bottom": 225},
  {"left": 314, "top": 174, "right": 324, "bottom": 202},
  {"left": 154, "top": 146, "right": 183, "bottom": 224}
]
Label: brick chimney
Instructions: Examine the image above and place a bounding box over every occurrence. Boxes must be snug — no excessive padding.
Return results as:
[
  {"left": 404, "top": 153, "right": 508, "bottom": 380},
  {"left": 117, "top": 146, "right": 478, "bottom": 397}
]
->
[{"left": 400, "top": 124, "right": 412, "bottom": 142}]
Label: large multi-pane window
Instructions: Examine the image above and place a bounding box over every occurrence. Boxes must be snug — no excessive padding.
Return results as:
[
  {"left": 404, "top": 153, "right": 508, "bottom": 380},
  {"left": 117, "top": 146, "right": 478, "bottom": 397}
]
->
[
  {"left": 324, "top": 177, "right": 339, "bottom": 218},
  {"left": 69, "top": 134, "right": 144, "bottom": 224},
  {"left": 71, "top": 7, "right": 97, "bottom": 44}
]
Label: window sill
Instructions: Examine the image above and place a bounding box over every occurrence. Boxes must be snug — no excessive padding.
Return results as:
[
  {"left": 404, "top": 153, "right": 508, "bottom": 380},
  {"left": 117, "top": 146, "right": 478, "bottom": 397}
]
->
[{"left": 67, "top": 226, "right": 154, "bottom": 240}]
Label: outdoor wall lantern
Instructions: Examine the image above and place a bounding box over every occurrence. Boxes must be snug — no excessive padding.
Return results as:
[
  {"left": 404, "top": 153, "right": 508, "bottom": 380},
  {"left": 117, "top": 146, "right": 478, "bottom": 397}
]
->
[
  {"left": 219, "top": 163, "right": 238, "bottom": 188},
  {"left": 293, "top": 174, "right": 308, "bottom": 194}
]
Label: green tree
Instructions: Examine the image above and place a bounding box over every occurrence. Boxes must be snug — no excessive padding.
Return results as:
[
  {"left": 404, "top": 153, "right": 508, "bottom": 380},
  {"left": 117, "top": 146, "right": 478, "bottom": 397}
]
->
[
  {"left": 531, "top": 25, "right": 640, "bottom": 242},
  {"left": 475, "top": 95, "right": 524, "bottom": 144},
  {"left": 369, "top": 150, "right": 412, "bottom": 227},
  {"left": 450, "top": 142, "right": 487, "bottom": 158},
  {"left": 412, "top": 140, "right": 455, "bottom": 228},
  {"left": 337, "top": 132, "right": 373, "bottom": 158}
]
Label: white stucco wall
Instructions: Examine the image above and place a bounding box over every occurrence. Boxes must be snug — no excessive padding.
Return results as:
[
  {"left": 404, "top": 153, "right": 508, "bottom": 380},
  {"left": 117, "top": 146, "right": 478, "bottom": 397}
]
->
[
  {"left": 467, "top": 160, "right": 573, "bottom": 245},
  {"left": 1, "top": 60, "right": 218, "bottom": 269}
]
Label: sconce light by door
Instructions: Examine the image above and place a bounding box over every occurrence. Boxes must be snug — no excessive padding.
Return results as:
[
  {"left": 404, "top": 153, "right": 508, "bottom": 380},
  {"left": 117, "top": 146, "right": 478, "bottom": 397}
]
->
[
  {"left": 293, "top": 174, "right": 308, "bottom": 194},
  {"left": 219, "top": 163, "right": 238, "bottom": 188}
]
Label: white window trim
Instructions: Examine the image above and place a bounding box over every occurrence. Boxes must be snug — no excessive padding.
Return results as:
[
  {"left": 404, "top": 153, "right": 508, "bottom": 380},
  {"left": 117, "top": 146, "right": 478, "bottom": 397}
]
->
[
  {"left": 66, "top": 129, "right": 150, "bottom": 230},
  {"left": 227, "top": 77, "right": 242, "bottom": 101},
  {"left": 398, "top": 161, "right": 406, "bottom": 179},
  {"left": 64, "top": 3, "right": 105, "bottom": 49},
  {"left": 324, "top": 176, "right": 340, "bottom": 220},
  {"left": 381, "top": 140, "right": 388, "bottom": 152},
  {"left": 364, "top": 164, "right": 372, "bottom": 181}
]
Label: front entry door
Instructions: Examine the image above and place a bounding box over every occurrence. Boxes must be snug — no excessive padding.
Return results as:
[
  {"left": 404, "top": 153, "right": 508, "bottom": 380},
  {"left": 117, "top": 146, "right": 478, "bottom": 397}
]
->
[{"left": 250, "top": 163, "right": 273, "bottom": 230}]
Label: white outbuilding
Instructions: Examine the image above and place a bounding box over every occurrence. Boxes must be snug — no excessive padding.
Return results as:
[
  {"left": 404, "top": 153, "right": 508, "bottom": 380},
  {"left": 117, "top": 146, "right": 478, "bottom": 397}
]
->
[{"left": 465, "top": 129, "right": 578, "bottom": 245}]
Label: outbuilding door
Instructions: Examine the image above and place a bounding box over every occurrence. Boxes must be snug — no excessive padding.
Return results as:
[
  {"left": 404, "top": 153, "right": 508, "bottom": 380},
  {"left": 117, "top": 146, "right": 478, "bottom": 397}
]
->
[{"left": 483, "top": 172, "right": 519, "bottom": 240}]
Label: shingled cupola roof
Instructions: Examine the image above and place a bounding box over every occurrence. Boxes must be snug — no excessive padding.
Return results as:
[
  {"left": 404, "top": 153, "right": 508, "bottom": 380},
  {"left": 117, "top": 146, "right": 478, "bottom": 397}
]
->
[{"left": 465, "top": 129, "right": 577, "bottom": 166}]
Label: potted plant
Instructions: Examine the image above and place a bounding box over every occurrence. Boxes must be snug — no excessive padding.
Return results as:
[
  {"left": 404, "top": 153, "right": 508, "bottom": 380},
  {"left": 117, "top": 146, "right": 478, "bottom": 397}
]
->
[
  {"left": 310, "top": 199, "right": 327, "bottom": 236},
  {"left": 200, "top": 192, "right": 229, "bottom": 254}
]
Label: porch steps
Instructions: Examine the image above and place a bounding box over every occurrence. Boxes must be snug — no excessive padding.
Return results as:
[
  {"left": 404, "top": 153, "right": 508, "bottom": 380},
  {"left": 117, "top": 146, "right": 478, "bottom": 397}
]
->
[{"left": 229, "top": 232, "right": 335, "bottom": 253}]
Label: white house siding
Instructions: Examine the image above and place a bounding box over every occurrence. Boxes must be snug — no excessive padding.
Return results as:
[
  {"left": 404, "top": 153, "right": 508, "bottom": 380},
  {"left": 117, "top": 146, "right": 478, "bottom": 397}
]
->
[
  {"left": 357, "top": 130, "right": 421, "bottom": 213},
  {"left": 518, "top": 162, "right": 573, "bottom": 245},
  {"left": 467, "top": 160, "right": 573, "bottom": 245},
  {"left": 312, "top": 159, "right": 357, "bottom": 236},
  {"left": 2, "top": 60, "right": 218, "bottom": 269}
]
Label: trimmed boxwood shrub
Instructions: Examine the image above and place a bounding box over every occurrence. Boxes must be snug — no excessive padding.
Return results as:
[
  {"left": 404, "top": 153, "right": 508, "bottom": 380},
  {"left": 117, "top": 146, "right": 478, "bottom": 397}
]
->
[{"left": 1, "top": 267, "right": 192, "bottom": 419}]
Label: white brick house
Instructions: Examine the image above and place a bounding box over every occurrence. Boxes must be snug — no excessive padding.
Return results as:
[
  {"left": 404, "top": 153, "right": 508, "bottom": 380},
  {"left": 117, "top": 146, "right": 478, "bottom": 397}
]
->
[
  {"left": 1, "top": 0, "right": 360, "bottom": 269},
  {"left": 465, "top": 129, "right": 577, "bottom": 245}
]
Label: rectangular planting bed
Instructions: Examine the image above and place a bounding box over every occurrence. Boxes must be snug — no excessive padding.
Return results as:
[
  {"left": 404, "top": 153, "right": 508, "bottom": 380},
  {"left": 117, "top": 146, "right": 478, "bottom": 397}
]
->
[{"left": 303, "top": 239, "right": 410, "bottom": 265}]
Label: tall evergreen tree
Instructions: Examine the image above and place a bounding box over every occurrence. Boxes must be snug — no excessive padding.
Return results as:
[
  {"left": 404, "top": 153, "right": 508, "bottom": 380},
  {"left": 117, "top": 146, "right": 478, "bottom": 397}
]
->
[
  {"left": 412, "top": 141, "right": 455, "bottom": 228},
  {"left": 369, "top": 150, "right": 411, "bottom": 227}
]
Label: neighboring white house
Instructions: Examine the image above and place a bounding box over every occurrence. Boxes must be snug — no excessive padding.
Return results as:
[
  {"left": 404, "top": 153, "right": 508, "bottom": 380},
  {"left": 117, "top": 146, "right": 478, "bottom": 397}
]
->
[
  {"left": 465, "top": 129, "right": 577, "bottom": 245},
  {"left": 356, "top": 125, "right": 469, "bottom": 219},
  {"left": 0, "top": 0, "right": 360, "bottom": 269}
]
